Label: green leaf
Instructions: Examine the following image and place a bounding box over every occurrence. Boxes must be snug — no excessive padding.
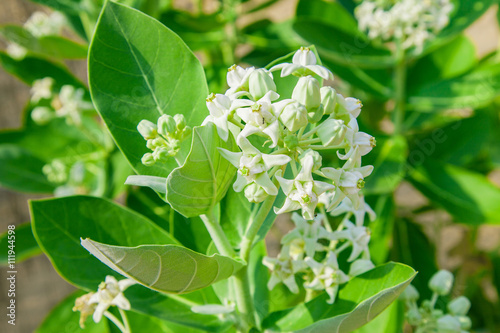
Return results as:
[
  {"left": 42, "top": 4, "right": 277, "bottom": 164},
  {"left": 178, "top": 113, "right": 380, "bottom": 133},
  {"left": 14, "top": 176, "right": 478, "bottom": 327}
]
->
[
  {"left": 262, "top": 262, "right": 416, "bottom": 332},
  {"left": 294, "top": 0, "right": 394, "bottom": 69},
  {"left": 0, "top": 144, "right": 55, "bottom": 193},
  {"left": 166, "top": 123, "right": 237, "bottom": 217},
  {"left": 352, "top": 301, "right": 404, "bottom": 333},
  {"left": 220, "top": 187, "right": 252, "bottom": 248},
  {"left": 407, "top": 61, "right": 500, "bottom": 111},
  {"left": 0, "top": 25, "right": 88, "bottom": 59},
  {"left": 117, "top": 310, "right": 206, "bottom": 333},
  {"left": 0, "top": 222, "right": 41, "bottom": 265},
  {"left": 30, "top": 195, "right": 228, "bottom": 331},
  {"left": 0, "top": 52, "right": 86, "bottom": 88},
  {"left": 81, "top": 238, "right": 244, "bottom": 294},
  {"left": 363, "top": 135, "right": 408, "bottom": 195},
  {"left": 36, "top": 290, "right": 110, "bottom": 333},
  {"left": 88, "top": 0, "right": 208, "bottom": 177},
  {"left": 409, "top": 160, "right": 500, "bottom": 224}
]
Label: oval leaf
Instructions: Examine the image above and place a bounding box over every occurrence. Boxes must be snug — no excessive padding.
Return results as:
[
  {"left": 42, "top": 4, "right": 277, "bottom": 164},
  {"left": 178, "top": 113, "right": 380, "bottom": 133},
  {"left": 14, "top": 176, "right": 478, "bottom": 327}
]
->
[
  {"left": 81, "top": 238, "right": 245, "bottom": 294},
  {"left": 89, "top": 1, "right": 208, "bottom": 177},
  {"left": 166, "top": 123, "right": 237, "bottom": 217},
  {"left": 262, "top": 263, "right": 416, "bottom": 332}
]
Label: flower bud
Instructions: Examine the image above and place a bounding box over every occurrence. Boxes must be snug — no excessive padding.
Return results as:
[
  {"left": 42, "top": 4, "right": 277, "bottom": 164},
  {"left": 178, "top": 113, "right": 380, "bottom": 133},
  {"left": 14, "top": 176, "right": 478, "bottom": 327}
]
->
[
  {"left": 174, "top": 114, "right": 187, "bottom": 131},
  {"left": 292, "top": 76, "right": 321, "bottom": 111},
  {"left": 141, "top": 153, "right": 155, "bottom": 166},
  {"left": 436, "top": 315, "right": 461, "bottom": 333},
  {"left": 447, "top": 296, "right": 471, "bottom": 316},
  {"left": 31, "top": 106, "right": 54, "bottom": 125},
  {"left": 320, "top": 86, "right": 337, "bottom": 115},
  {"left": 244, "top": 183, "right": 268, "bottom": 203},
  {"left": 299, "top": 149, "right": 322, "bottom": 172},
  {"left": 279, "top": 101, "right": 308, "bottom": 132},
  {"left": 429, "top": 270, "right": 454, "bottom": 296},
  {"left": 317, "top": 118, "right": 346, "bottom": 146},
  {"left": 400, "top": 284, "right": 420, "bottom": 302},
  {"left": 153, "top": 147, "right": 171, "bottom": 161},
  {"left": 157, "top": 114, "right": 176, "bottom": 136},
  {"left": 137, "top": 120, "right": 157, "bottom": 140},
  {"left": 457, "top": 315, "right": 472, "bottom": 330},
  {"left": 348, "top": 259, "right": 375, "bottom": 277},
  {"left": 406, "top": 307, "right": 422, "bottom": 326},
  {"left": 249, "top": 68, "right": 276, "bottom": 100}
]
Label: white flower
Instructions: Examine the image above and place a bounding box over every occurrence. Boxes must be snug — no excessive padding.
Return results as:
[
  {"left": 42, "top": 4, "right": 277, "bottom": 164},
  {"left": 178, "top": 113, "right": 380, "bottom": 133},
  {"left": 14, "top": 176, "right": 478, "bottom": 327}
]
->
[
  {"left": 31, "top": 77, "right": 54, "bottom": 103},
  {"left": 225, "top": 64, "right": 255, "bottom": 97},
  {"left": 263, "top": 251, "right": 307, "bottom": 294},
  {"left": 56, "top": 85, "right": 93, "bottom": 125},
  {"left": 304, "top": 252, "right": 349, "bottom": 304},
  {"left": 233, "top": 91, "right": 281, "bottom": 147},
  {"left": 24, "top": 11, "right": 65, "bottom": 37},
  {"left": 248, "top": 68, "right": 277, "bottom": 101},
  {"left": 270, "top": 47, "right": 333, "bottom": 80},
  {"left": 319, "top": 157, "right": 374, "bottom": 210},
  {"left": 88, "top": 276, "right": 135, "bottom": 323},
  {"left": 339, "top": 118, "right": 376, "bottom": 162},
  {"left": 281, "top": 213, "right": 330, "bottom": 259},
  {"left": 203, "top": 93, "right": 237, "bottom": 141},
  {"left": 73, "top": 292, "right": 97, "bottom": 328},
  {"left": 329, "top": 220, "right": 371, "bottom": 262},
  {"left": 275, "top": 154, "right": 335, "bottom": 220},
  {"left": 6, "top": 43, "right": 27, "bottom": 59},
  {"left": 218, "top": 136, "right": 290, "bottom": 195},
  {"left": 336, "top": 93, "right": 362, "bottom": 119},
  {"left": 329, "top": 196, "right": 376, "bottom": 226}
]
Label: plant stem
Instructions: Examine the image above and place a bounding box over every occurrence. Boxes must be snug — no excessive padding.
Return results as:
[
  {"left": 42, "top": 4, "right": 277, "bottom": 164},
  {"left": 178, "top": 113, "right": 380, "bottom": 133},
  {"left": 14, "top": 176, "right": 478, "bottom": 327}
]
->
[
  {"left": 119, "top": 308, "right": 131, "bottom": 333},
  {"left": 104, "top": 311, "right": 128, "bottom": 333},
  {"left": 200, "top": 212, "right": 236, "bottom": 258},
  {"left": 393, "top": 44, "right": 407, "bottom": 135}
]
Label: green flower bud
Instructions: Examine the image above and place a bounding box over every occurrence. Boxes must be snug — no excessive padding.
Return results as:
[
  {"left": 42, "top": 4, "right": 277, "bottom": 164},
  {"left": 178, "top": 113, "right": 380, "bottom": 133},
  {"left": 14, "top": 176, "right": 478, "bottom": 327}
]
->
[
  {"left": 137, "top": 120, "right": 157, "bottom": 140},
  {"left": 31, "top": 106, "right": 54, "bottom": 125},
  {"left": 406, "top": 307, "right": 422, "bottom": 326},
  {"left": 400, "top": 284, "right": 420, "bottom": 302},
  {"left": 43, "top": 160, "right": 68, "bottom": 183},
  {"left": 317, "top": 118, "right": 346, "bottom": 146},
  {"left": 307, "top": 104, "right": 324, "bottom": 124},
  {"left": 447, "top": 296, "right": 471, "bottom": 316},
  {"left": 244, "top": 183, "right": 268, "bottom": 203},
  {"left": 456, "top": 315, "right": 472, "bottom": 330},
  {"left": 429, "top": 270, "right": 454, "bottom": 296},
  {"left": 174, "top": 114, "right": 187, "bottom": 131},
  {"left": 157, "top": 114, "right": 176, "bottom": 136},
  {"left": 153, "top": 147, "right": 171, "bottom": 161},
  {"left": 141, "top": 153, "right": 155, "bottom": 166},
  {"left": 279, "top": 101, "right": 308, "bottom": 132},
  {"left": 292, "top": 76, "right": 321, "bottom": 111},
  {"left": 320, "top": 86, "right": 337, "bottom": 115},
  {"left": 299, "top": 149, "right": 322, "bottom": 172},
  {"left": 436, "top": 315, "right": 461, "bottom": 333},
  {"left": 249, "top": 68, "right": 276, "bottom": 100}
]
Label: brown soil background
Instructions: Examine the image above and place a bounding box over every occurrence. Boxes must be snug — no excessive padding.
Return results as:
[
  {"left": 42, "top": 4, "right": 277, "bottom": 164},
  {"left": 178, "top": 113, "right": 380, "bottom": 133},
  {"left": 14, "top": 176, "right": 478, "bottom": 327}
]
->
[{"left": 0, "top": 0, "right": 499, "bottom": 332}]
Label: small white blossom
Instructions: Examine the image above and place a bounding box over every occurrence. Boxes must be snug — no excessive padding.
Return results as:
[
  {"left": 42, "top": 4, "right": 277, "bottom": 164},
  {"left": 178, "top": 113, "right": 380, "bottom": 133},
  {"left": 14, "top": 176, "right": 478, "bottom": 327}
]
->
[
  {"left": 218, "top": 136, "right": 290, "bottom": 195},
  {"left": 270, "top": 47, "right": 333, "bottom": 80},
  {"left": 56, "top": 85, "right": 93, "bottom": 125},
  {"left": 24, "top": 11, "right": 65, "bottom": 37},
  {"left": 31, "top": 77, "right": 54, "bottom": 103},
  {"left": 329, "top": 220, "right": 371, "bottom": 262},
  {"left": 304, "top": 252, "right": 349, "bottom": 304},
  {"left": 73, "top": 292, "right": 97, "bottom": 328},
  {"left": 281, "top": 213, "right": 330, "bottom": 259},
  {"left": 329, "top": 196, "right": 376, "bottom": 226},
  {"left": 225, "top": 64, "right": 255, "bottom": 98},
  {"left": 263, "top": 251, "right": 307, "bottom": 294},
  {"left": 203, "top": 93, "right": 237, "bottom": 141},
  {"left": 88, "top": 276, "right": 135, "bottom": 323},
  {"left": 7, "top": 43, "right": 27, "bottom": 59},
  {"left": 339, "top": 118, "right": 376, "bottom": 163},
  {"left": 275, "top": 155, "right": 335, "bottom": 220}
]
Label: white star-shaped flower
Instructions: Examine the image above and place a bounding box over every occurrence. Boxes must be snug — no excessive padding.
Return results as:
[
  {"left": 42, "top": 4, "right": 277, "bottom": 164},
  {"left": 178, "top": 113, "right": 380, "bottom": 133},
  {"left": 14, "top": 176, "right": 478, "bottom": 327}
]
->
[
  {"left": 263, "top": 251, "right": 307, "bottom": 294},
  {"left": 270, "top": 47, "right": 333, "bottom": 80},
  {"left": 88, "top": 276, "right": 135, "bottom": 323},
  {"left": 329, "top": 196, "right": 376, "bottom": 226},
  {"left": 281, "top": 213, "right": 330, "bottom": 259},
  {"left": 225, "top": 64, "right": 255, "bottom": 98},
  {"left": 329, "top": 221, "right": 371, "bottom": 262},
  {"left": 202, "top": 93, "right": 238, "bottom": 141},
  {"left": 31, "top": 77, "right": 54, "bottom": 103}
]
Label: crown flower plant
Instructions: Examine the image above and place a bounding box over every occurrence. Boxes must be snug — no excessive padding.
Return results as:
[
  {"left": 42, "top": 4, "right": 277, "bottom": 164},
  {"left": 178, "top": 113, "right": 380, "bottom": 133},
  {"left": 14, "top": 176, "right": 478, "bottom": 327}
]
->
[{"left": 6, "top": 0, "right": 500, "bottom": 332}]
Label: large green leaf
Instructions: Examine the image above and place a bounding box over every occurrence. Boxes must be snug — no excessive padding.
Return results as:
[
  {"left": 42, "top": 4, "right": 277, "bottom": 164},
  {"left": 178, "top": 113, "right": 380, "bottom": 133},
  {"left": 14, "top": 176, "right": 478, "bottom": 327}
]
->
[
  {"left": 0, "top": 222, "right": 41, "bottom": 265},
  {"left": 0, "top": 25, "right": 88, "bottom": 59},
  {"left": 220, "top": 187, "right": 252, "bottom": 249},
  {"left": 262, "top": 263, "right": 416, "bottom": 332},
  {"left": 30, "top": 195, "right": 228, "bottom": 331},
  {"left": 116, "top": 310, "right": 206, "bottom": 333},
  {"left": 409, "top": 160, "right": 500, "bottom": 224},
  {"left": 82, "top": 238, "right": 244, "bottom": 294},
  {"left": 36, "top": 290, "right": 110, "bottom": 333},
  {"left": 88, "top": 1, "right": 208, "bottom": 178},
  {"left": 363, "top": 135, "right": 408, "bottom": 195},
  {"left": 166, "top": 123, "right": 237, "bottom": 217},
  {"left": 352, "top": 301, "right": 404, "bottom": 333},
  {"left": 407, "top": 61, "right": 500, "bottom": 111}
]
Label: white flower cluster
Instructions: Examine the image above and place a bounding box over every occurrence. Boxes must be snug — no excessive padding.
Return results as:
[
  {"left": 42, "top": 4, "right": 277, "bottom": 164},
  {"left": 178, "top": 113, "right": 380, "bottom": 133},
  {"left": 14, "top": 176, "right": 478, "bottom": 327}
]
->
[
  {"left": 7, "top": 11, "right": 66, "bottom": 59},
  {"left": 30, "top": 77, "right": 93, "bottom": 126},
  {"left": 401, "top": 270, "right": 472, "bottom": 333},
  {"left": 203, "top": 47, "right": 377, "bottom": 303},
  {"left": 73, "top": 275, "right": 135, "bottom": 329},
  {"left": 355, "top": 0, "right": 453, "bottom": 52}
]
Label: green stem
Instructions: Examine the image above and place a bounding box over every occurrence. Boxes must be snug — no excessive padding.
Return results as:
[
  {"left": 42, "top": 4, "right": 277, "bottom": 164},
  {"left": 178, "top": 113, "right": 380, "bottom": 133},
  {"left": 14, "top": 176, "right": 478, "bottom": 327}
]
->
[
  {"left": 299, "top": 138, "right": 321, "bottom": 146},
  {"left": 200, "top": 212, "right": 236, "bottom": 258},
  {"left": 104, "top": 311, "right": 128, "bottom": 333},
  {"left": 119, "top": 308, "right": 131, "bottom": 333},
  {"left": 393, "top": 44, "right": 407, "bottom": 135}
]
